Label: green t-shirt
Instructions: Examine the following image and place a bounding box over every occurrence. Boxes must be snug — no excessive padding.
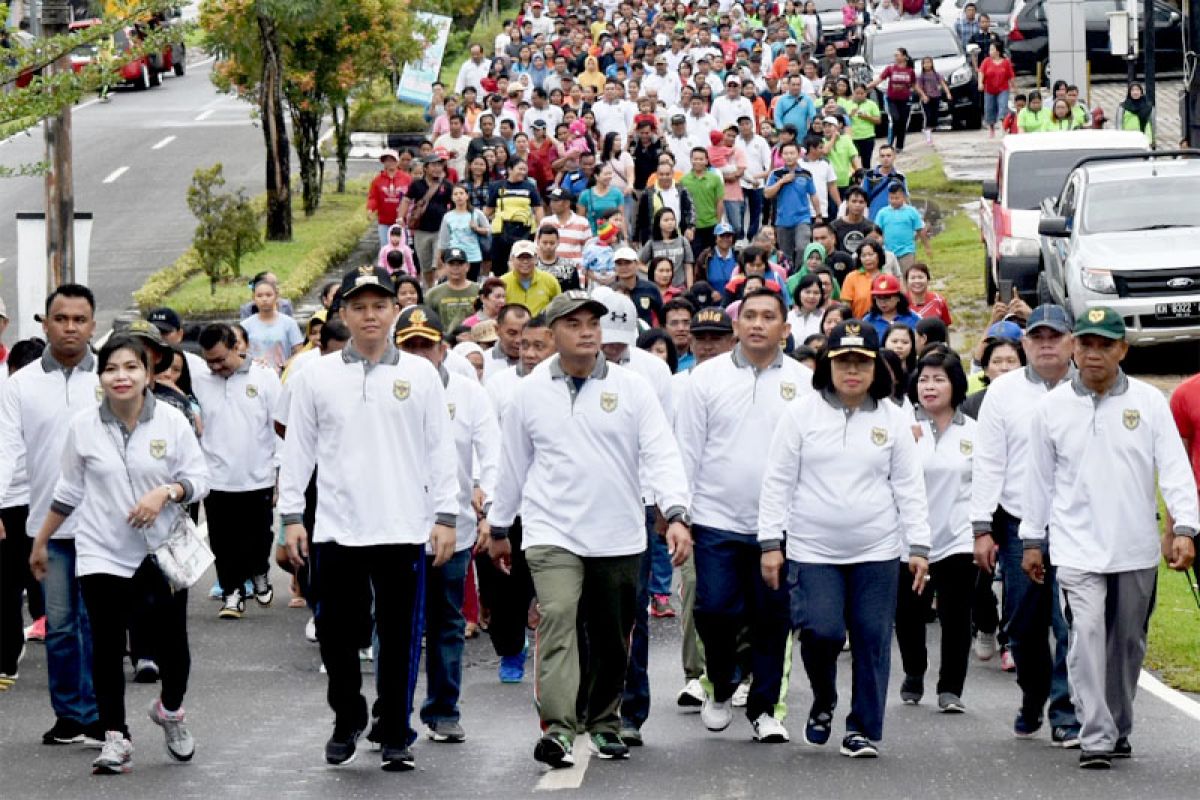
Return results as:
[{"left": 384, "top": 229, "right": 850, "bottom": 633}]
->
[
  {"left": 838, "top": 98, "right": 881, "bottom": 141},
  {"left": 680, "top": 170, "right": 725, "bottom": 229},
  {"left": 1017, "top": 107, "right": 1048, "bottom": 133},
  {"left": 424, "top": 281, "right": 480, "bottom": 332},
  {"left": 824, "top": 135, "right": 859, "bottom": 187}
]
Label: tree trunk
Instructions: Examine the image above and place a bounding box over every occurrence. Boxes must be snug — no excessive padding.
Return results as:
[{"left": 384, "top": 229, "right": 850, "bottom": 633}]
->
[
  {"left": 332, "top": 98, "right": 350, "bottom": 194},
  {"left": 257, "top": 12, "right": 292, "bottom": 241},
  {"left": 291, "top": 105, "right": 323, "bottom": 216}
]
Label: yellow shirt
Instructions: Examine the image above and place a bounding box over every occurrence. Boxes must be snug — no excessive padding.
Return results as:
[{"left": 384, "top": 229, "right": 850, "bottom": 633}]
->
[{"left": 500, "top": 269, "right": 561, "bottom": 316}]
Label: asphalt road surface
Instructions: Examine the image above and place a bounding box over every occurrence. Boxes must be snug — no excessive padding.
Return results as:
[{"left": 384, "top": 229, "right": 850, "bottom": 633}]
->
[{"left": 0, "top": 560, "right": 1198, "bottom": 799}]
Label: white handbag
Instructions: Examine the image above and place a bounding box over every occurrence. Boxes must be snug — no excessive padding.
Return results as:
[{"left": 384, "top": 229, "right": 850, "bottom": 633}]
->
[{"left": 150, "top": 509, "right": 214, "bottom": 592}]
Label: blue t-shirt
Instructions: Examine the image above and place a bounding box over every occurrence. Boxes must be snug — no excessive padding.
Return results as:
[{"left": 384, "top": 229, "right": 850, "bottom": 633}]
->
[
  {"left": 706, "top": 249, "right": 738, "bottom": 296},
  {"left": 864, "top": 310, "right": 922, "bottom": 340},
  {"left": 765, "top": 167, "right": 818, "bottom": 227},
  {"left": 874, "top": 204, "right": 924, "bottom": 258}
]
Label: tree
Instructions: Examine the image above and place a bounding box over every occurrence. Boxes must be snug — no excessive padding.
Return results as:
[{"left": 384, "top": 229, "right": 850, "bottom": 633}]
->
[{"left": 187, "top": 163, "right": 263, "bottom": 294}]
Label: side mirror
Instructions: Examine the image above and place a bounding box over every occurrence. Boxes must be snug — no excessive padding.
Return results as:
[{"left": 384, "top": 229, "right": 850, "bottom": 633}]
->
[
  {"left": 1038, "top": 216, "right": 1070, "bottom": 237},
  {"left": 982, "top": 179, "right": 999, "bottom": 201}
]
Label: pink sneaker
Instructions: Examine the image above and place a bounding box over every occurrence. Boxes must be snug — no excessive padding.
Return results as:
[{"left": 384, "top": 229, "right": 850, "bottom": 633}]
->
[
  {"left": 24, "top": 616, "right": 46, "bottom": 642},
  {"left": 1000, "top": 648, "right": 1016, "bottom": 673}
]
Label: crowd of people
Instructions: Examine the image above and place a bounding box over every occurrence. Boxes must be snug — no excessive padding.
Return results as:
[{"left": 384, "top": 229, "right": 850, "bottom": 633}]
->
[{"left": 0, "top": 0, "right": 1192, "bottom": 785}]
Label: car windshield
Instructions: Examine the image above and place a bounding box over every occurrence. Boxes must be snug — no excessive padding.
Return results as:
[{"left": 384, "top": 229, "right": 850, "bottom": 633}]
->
[
  {"left": 869, "top": 30, "right": 960, "bottom": 64},
  {"left": 1081, "top": 175, "right": 1200, "bottom": 233},
  {"left": 815, "top": 0, "right": 844, "bottom": 11},
  {"left": 975, "top": 0, "right": 1016, "bottom": 14},
  {"left": 1006, "top": 149, "right": 1145, "bottom": 209}
]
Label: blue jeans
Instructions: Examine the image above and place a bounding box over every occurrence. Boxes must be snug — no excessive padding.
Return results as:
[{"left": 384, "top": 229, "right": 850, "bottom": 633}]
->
[
  {"left": 694, "top": 525, "right": 790, "bottom": 720},
  {"left": 45, "top": 539, "right": 97, "bottom": 725},
  {"left": 421, "top": 549, "right": 470, "bottom": 726},
  {"left": 995, "top": 509, "right": 1077, "bottom": 728},
  {"left": 984, "top": 91, "right": 1009, "bottom": 127},
  {"left": 648, "top": 532, "right": 673, "bottom": 596},
  {"left": 789, "top": 558, "right": 898, "bottom": 741},
  {"left": 723, "top": 200, "right": 746, "bottom": 240},
  {"left": 377, "top": 223, "right": 392, "bottom": 250},
  {"left": 744, "top": 188, "right": 764, "bottom": 242},
  {"left": 621, "top": 508, "right": 657, "bottom": 730}
]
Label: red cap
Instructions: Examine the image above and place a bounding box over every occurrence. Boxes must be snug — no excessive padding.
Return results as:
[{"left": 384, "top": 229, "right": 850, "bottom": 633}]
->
[{"left": 871, "top": 273, "right": 903, "bottom": 296}]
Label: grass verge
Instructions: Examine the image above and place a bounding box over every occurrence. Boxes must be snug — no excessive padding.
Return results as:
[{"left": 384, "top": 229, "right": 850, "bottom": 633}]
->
[
  {"left": 1146, "top": 561, "right": 1200, "bottom": 693},
  {"left": 138, "top": 180, "right": 370, "bottom": 317}
]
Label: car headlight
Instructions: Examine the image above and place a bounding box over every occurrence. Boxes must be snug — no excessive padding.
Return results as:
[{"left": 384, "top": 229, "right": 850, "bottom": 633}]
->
[
  {"left": 998, "top": 237, "right": 1040, "bottom": 258},
  {"left": 1081, "top": 268, "right": 1116, "bottom": 294},
  {"left": 950, "top": 66, "right": 972, "bottom": 87}
]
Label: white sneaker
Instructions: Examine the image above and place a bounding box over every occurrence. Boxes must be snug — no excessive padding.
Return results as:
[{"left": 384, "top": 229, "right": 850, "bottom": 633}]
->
[
  {"left": 731, "top": 679, "right": 751, "bottom": 708},
  {"left": 304, "top": 616, "right": 318, "bottom": 643},
  {"left": 676, "top": 678, "right": 706, "bottom": 710},
  {"left": 92, "top": 731, "right": 133, "bottom": 774},
  {"left": 359, "top": 647, "right": 374, "bottom": 662},
  {"left": 974, "top": 632, "right": 997, "bottom": 661},
  {"left": 751, "top": 713, "right": 790, "bottom": 743},
  {"left": 147, "top": 699, "right": 195, "bottom": 761},
  {"left": 701, "top": 697, "right": 733, "bottom": 731}
]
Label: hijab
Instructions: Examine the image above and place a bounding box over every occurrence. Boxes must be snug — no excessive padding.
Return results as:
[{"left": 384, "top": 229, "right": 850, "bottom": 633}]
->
[{"left": 1120, "top": 83, "right": 1152, "bottom": 132}]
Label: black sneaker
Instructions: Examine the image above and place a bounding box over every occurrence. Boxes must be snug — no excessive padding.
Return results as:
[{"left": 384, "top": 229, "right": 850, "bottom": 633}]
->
[
  {"left": 899, "top": 675, "right": 923, "bottom": 705},
  {"left": 1079, "top": 750, "right": 1112, "bottom": 769},
  {"left": 82, "top": 721, "right": 106, "bottom": 747},
  {"left": 618, "top": 726, "right": 643, "bottom": 746},
  {"left": 325, "top": 726, "right": 362, "bottom": 765},
  {"left": 381, "top": 744, "right": 415, "bottom": 772},
  {"left": 42, "top": 718, "right": 84, "bottom": 745},
  {"left": 133, "top": 659, "right": 160, "bottom": 684},
  {"left": 533, "top": 733, "right": 575, "bottom": 769},
  {"left": 588, "top": 731, "right": 629, "bottom": 760},
  {"left": 804, "top": 707, "right": 834, "bottom": 746},
  {"left": 365, "top": 717, "right": 383, "bottom": 750},
  {"left": 1052, "top": 725, "right": 1082, "bottom": 749},
  {"left": 840, "top": 733, "right": 879, "bottom": 758},
  {"left": 1113, "top": 737, "right": 1132, "bottom": 759},
  {"left": 1013, "top": 712, "right": 1043, "bottom": 739}
]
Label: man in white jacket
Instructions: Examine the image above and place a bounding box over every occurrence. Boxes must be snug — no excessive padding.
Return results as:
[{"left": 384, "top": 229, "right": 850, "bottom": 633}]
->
[
  {"left": 1020, "top": 307, "right": 1198, "bottom": 769},
  {"left": 487, "top": 290, "right": 692, "bottom": 769}
]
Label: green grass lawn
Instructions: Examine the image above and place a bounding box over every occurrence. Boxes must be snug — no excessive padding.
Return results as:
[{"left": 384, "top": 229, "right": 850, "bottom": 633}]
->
[{"left": 1146, "top": 561, "right": 1200, "bottom": 693}]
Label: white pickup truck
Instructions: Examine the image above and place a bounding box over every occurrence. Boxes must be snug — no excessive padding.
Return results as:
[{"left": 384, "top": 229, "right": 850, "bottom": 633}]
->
[{"left": 1037, "top": 151, "right": 1200, "bottom": 346}]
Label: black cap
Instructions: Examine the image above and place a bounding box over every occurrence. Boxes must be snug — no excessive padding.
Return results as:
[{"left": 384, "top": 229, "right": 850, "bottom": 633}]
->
[
  {"left": 394, "top": 305, "right": 444, "bottom": 343},
  {"left": 691, "top": 307, "right": 733, "bottom": 334},
  {"left": 339, "top": 265, "right": 396, "bottom": 301},
  {"left": 443, "top": 247, "right": 469, "bottom": 263},
  {"left": 826, "top": 320, "right": 880, "bottom": 358},
  {"left": 147, "top": 307, "right": 182, "bottom": 333},
  {"left": 547, "top": 186, "right": 574, "bottom": 202}
]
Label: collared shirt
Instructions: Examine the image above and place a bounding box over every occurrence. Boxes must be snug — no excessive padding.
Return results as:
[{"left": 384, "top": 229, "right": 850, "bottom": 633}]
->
[
  {"left": 677, "top": 345, "right": 814, "bottom": 534},
  {"left": 442, "top": 368, "right": 500, "bottom": 553},
  {"left": 0, "top": 349, "right": 99, "bottom": 539},
  {"left": 914, "top": 408, "right": 976, "bottom": 562},
  {"left": 52, "top": 394, "right": 208, "bottom": 578},
  {"left": 500, "top": 269, "right": 561, "bottom": 316},
  {"left": 488, "top": 354, "right": 690, "bottom": 557},
  {"left": 192, "top": 357, "right": 281, "bottom": 492},
  {"left": 1019, "top": 371, "right": 1200, "bottom": 572}
]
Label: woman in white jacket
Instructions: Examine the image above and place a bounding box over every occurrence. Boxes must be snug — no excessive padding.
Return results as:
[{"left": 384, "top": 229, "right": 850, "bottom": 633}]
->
[
  {"left": 758, "top": 320, "right": 930, "bottom": 759},
  {"left": 31, "top": 336, "right": 209, "bottom": 776}
]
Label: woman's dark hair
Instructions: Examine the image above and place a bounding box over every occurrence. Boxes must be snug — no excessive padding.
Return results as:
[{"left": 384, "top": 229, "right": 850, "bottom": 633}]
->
[
  {"left": 980, "top": 337, "right": 1026, "bottom": 385},
  {"left": 393, "top": 275, "right": 425, "bottom": 305},
  {"left": 98, "top": 335, "right": 153, "bottom": 374},
  {"left": 855, "top": 240, "right": 887, "bottom": 271},
  {"left": 907, "top": 347, "right": 969, "bottom": 409},
  {"left": 802, "top": 333, "right": 827, "bottom": 351},
  {"left": 820, "top": 302, "right": 852, "bottom": 331},
  {"left": 600, "top": 131, "right": 621, "bottom": 164},
  {"left": 474, "top": 276, "right": 506, "bottom": 310},
  {"left": 812, "top": 349, "right": 894, "bottom": 401},
  {"left": 871, "top": 288, "right": 912, "bottom": 317},
  {"left": 637, "top": 328, "right": 679, "bottom": 374},
  {"left": 883, "top": 323, "right": 918, "bottom": 374},
  {"left": 915, "top": 317, "right": 949, "bottom": 349},
  {"left": 878, "top": 348, "right": 909, "bottom": 402},
  {"left": 686, "top": 281, "right": 722, "bottom": 308},
  {"left": 651, "top": 206, "right": 678, "bottom": 241},
  {"left": 792, "top": 272, "right": 826, "bottom": 309},
  {"left": 319, "top": 281, "right": 340, "bottom": 306},
  {"left": 7, "top": 337, "right": 46, "bottom": 374},
  {"left": 320, "top": 318, "right": 351, "bottom": 350}
]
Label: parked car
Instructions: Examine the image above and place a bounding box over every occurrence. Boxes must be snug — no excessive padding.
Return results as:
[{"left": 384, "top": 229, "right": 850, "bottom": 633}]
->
[
  {"left": 980, "top": 129, "right": 1149, "bottom": 304},
  {"left": 112, "top": 21, "right": 185, "bottom": 89},
  {"left": 1007, "top": 0, "right": 1182, "bottom": 74},
  {"left": 1036, "top": 151, "right": 1200, "bottom": 346},
  {"left": 937, "top": 0, "right": 1025, "bottom": 38},
  {"left": 68, "top": 18, "right": 102, "bottom": 73},
  {"left": 814, "top": 0, "right": 856, "bottom": 54}
]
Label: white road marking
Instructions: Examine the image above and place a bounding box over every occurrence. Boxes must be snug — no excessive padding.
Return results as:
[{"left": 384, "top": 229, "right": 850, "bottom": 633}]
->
[
  {"left": 194, "top": 109, "right": 215, "bottom": 122},
  {"left": 1139, "top": 669, "right": 1200, "bottom": 722},
  {"left": 102, "top": 166, "right": 130, "bottom": 184},
  {"left": 534, "top": 740, "right": 591, "bottom": 791},
  {"left": 151, "top": 135, "right": 177, "bottom": 150}
]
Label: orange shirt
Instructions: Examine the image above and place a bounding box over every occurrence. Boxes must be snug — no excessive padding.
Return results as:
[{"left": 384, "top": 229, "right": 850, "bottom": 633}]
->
[{"left": 841, "top": 269, "right": 882, "bottom": 319}]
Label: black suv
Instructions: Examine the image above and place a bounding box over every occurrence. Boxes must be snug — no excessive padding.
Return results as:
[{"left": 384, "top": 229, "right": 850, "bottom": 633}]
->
[{"left": 1007, "top": 0, "right": 1182, "bottom": 74}]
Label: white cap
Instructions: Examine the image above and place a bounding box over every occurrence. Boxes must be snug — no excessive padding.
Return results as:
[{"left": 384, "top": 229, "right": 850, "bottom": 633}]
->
[
  {"left": 600, "top": 291, "right": 638, "bottom": 347},
  {"left": 822, "top": 115, "right": 840, "bottom": 126},
  {"left": 613, "top": 246, "right": 639, "bottom": 263}
]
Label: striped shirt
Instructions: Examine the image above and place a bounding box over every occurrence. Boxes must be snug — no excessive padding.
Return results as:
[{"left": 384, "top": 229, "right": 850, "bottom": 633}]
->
[{"left": 545, "top": 211, "right": 591, "bottom": 266}]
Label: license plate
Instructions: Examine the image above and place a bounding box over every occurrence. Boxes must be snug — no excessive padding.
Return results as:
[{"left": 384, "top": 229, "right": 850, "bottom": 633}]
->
[{"left": 1155, "top": 301, "right": 1200, "bottom": 319}]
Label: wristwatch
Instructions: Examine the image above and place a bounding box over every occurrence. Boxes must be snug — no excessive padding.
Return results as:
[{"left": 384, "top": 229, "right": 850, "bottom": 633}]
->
[
  {"left": 163, "top": 484, "right": 180, "bottom": 503},
  {"left": 668, "top": 510, "right": 692, "bottom": 528}
]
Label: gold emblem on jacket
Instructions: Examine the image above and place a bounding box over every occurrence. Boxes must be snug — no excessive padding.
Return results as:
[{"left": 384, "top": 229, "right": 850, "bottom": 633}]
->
[
  {"left": 871, "top": 426, "right": 887, "bottom": 446},
  {"left": 601, "top": 392, "right": 618, "bottom": 413},
  {"left": 447, "top": 402, "right": 456, "bottom": 420},
  {"left": 149, "top": 439, "right": 167, "bottom": 459},
  {"left": 246, "top": 384, "right": 258, "bottom": 398},
  {"left": 95, "top": 385, "right": 104, "bottom": 402},
  {"left": 1123, "top": 409, "right": 1140, "bottom": 430},
  {"left": 780, "top": 382, "right": 796, "bottom": 401},
  {"left": 394, "top": 380, "right": 411, "bottom": 401},
  {"left": 960, "top": 439, "right": 973, "bottom": 456}
]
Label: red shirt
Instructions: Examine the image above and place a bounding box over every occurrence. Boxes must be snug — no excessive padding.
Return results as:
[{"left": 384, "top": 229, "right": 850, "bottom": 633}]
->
[
  {"left": 527, "top": 138, "right": 557, "bottom": 192},
  {"left": 879, "top": 65, "right": 916, "bottom": 102},
  {"left": 908, "top": 291, "right": 952, "bottom": 325},
  {"left": 1170, "top": 373, "right": 1200, "bottom": 489},
  {"left": 367, "top": 169, "right": 412, "bottom": 226},
  {"left": 980, "top": 57, "right": 1014, "bottom": 96}
]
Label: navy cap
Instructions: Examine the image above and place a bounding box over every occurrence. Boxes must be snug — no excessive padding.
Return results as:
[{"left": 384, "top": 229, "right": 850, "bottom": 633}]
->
[
  {"left": 394, "top": 305, "right": 444, "bottom": 343},
  {"left": 443, "top": 247, "right": 469, "bottom": 263},
  {"left": 826, "top": 320, "right": 880, "bottom": 358},
  {"left": 147, "top": 307, "right": 182, "bottom": 333},
  {"left": 1026, "top": 304, "right": 1072, "bottom": 334},
  {"left": 339, "top": 265, "right": 396, "bottom": 300}
]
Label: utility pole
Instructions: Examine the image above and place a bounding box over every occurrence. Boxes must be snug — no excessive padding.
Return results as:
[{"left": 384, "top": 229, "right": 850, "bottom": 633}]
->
[
  {"left": 41, "top": 0, "right": 75, "bottom": 287},
  {"left": 1143, "top": 0, "right": 1156, "bottom": 115},
  {"left": 1186, "top": 0, "right": 1200, "bottom": 146}
]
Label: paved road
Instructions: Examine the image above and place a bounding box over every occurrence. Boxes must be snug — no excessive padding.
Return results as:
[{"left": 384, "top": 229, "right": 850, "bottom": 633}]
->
[{"left": 0, "top": 561, "right": 1197, "bottom": 799}]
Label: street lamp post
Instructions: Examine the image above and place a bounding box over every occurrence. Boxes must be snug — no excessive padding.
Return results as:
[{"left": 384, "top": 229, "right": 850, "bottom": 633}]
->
[{"left": 41, "top": 0, "right": 75, "bottom": 287}]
